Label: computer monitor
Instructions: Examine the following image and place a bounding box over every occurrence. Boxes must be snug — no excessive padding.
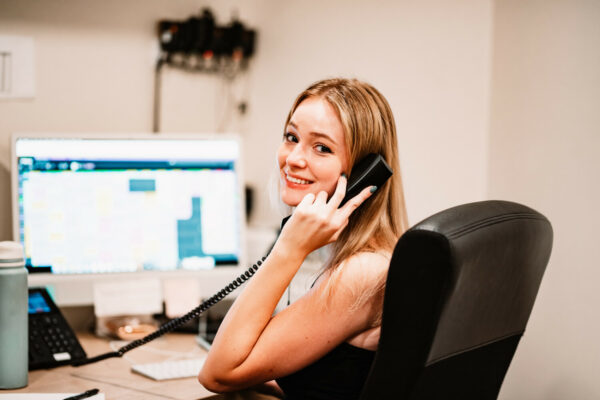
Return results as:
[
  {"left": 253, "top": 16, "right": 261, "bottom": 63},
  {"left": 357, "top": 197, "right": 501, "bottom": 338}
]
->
[{"left": 11, "top": 133, "right": 246, "bottom": 306}]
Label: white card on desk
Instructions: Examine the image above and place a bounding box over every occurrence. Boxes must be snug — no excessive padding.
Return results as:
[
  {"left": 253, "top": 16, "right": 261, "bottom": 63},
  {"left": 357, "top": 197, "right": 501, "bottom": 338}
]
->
[
  {"left": 93, "top": 278, "right": 162, "bottom": 317},
  {"left": 0, "top": 394, "right": 104, "bottom": 400},
  {"left": 163, "top": 278, "right": 201, "bottom": 318}
]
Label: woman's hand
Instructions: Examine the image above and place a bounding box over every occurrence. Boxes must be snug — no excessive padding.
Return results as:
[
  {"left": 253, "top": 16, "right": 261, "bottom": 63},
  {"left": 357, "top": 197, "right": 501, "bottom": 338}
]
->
[{"left": 277, "top": 175, "right": 375, "bottom": 258}]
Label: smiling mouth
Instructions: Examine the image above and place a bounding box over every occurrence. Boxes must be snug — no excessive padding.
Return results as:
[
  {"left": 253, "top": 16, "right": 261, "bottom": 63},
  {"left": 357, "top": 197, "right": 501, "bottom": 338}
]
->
[{"left": 285, "top": 173, "right": 313, "bottom": 185}]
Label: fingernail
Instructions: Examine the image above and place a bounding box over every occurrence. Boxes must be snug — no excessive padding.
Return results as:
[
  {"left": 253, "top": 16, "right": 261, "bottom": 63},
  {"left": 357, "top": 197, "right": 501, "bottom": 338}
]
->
[
  {"left": 370, "top": 186, "right": 378, "bottom": 193},
  {"left": 341, "top": 173, "right": 347, "bottom": 179}
]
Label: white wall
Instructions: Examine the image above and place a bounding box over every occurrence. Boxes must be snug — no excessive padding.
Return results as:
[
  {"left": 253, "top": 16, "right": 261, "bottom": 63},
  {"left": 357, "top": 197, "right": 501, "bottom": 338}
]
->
[
  {"left": 489, "top": 1, "right": 600, "bottom": 399},
  {"left": 242, "top": 0, "right": 493, "bottom": 227},
  {"left": 0, "top": 0, "right": 492, "bottom": 241}
]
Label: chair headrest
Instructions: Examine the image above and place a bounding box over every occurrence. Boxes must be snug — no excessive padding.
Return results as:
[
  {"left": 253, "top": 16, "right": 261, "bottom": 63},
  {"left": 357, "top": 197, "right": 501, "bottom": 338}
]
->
[{"left": 400, "top": 200, "right": 553, "bottom": 364}]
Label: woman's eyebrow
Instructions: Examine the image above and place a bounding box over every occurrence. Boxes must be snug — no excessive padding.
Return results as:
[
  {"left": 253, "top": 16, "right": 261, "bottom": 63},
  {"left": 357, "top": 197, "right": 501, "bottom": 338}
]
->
[
  {"left": 309, "top": 131, "right": 335, "bottom": 143},
  {"left": 288, "top": 121, "right": 336, "bottom": 143}
]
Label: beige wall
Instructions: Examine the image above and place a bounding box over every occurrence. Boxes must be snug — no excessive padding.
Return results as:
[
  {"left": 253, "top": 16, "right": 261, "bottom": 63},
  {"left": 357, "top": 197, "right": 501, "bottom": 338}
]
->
[
  {"left": 490, "top": 1, "right": 600, "bottom": 399},
  {"left": 0, "top": 0, "right": 493, "bottom": 240},
  {"left": 241, "top": 0, "right": 493, "bottom": 227}
]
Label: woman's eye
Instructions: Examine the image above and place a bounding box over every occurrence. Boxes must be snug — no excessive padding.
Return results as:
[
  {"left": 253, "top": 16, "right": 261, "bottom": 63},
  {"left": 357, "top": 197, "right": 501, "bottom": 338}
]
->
[
  {"left": 284, "top": 133, "right": 298, "bottom": 143},
  {"left": 315, "top": 144, "right": 332, "bottom": 154}
]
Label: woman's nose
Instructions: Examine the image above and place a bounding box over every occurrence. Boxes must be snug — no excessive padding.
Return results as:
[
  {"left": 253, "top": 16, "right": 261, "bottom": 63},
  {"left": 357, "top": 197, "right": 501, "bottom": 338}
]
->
[{"left": 286, "top": 145, "right": 307, "bottom": 168}]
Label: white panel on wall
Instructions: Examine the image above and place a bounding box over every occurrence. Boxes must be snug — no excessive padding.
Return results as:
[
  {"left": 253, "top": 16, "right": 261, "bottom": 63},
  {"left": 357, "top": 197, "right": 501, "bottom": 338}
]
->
[{"left": 0, "top": 35, "right": 35, "bottom": 99}]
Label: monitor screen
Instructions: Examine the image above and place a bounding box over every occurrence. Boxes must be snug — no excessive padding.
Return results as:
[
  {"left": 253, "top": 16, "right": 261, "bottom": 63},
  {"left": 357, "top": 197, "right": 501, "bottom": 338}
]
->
[{"left": 13, "top": 135, "right": 243, "bottom": 276}]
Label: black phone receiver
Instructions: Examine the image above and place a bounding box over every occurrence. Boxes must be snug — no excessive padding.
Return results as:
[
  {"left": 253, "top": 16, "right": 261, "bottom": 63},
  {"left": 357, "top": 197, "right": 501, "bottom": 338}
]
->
[
  {"left": 339, "top": 153, "right": 392, "bottom": 207},
  {"left": 281, "top": 153, "right": 392, "bottom": 228}
]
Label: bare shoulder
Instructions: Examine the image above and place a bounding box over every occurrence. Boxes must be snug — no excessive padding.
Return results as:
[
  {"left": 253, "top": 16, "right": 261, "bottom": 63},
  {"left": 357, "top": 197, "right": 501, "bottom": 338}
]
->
[
  {"left": 341, "top": 251, "right": 390, "bottom": 277},
  {"left": 310, "top": 251, "right": 390, "bottom": 335},
  {"left": 333, "top": 251, "right": 391, "bottom": 293}
]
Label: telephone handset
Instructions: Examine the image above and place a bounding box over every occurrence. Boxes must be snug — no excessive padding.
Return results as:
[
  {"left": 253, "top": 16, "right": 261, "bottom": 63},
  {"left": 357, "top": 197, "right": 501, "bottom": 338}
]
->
[
  {"left": 73, "top": 153, "right": 392, "bottom": 367},
  {"left": 339, "top": 153, "right": 393, "bottom": 206}
]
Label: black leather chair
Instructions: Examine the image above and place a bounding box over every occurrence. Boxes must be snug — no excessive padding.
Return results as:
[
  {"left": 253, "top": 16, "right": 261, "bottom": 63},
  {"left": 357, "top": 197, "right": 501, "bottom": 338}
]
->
[{"left": 359, "top": 200, "right": 553, "bottom": 400}]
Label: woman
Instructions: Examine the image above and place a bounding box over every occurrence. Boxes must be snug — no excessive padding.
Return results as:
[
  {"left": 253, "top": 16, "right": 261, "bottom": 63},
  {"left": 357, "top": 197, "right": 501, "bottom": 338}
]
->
[{"left": 199, "top": 78, "right": 409, "bottom": 399}]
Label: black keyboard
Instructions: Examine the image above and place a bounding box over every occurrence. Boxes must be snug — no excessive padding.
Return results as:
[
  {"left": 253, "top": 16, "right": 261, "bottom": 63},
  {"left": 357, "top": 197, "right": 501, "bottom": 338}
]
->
[{"left": 28, "top": 287, "right": 87, "bottom": 370}]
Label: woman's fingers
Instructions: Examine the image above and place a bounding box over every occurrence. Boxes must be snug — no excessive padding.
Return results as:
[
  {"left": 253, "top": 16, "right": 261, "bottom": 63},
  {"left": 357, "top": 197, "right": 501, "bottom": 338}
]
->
[
  {"left": 327, "top": 174, "right": 348, "bottom": 210},
  {"left": 315, "top": 190, "right": 329, "bottom": 205},
  {"left": 284, "top": 178, "right": 374, "bottom": 252},
  {"left": 297, "top": 192, "right": 316, "bottom": 209},
  {"left": 336, "top": 186, "right": 375, "bottom": 222}
]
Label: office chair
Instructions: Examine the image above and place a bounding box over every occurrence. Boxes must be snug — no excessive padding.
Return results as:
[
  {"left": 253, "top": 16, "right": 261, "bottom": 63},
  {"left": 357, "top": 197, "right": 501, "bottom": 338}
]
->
[{"left": 359, "top": 200, "right": 553, "bottom": 400}]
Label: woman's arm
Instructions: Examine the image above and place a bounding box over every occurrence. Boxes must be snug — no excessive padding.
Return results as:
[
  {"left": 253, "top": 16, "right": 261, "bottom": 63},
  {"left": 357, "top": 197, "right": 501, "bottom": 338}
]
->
[
  {"left": 198, "top": 177, "right": 376, "bottom": 392},
  {"left": 198, "top": 250, "right": 388, "bottom": 392}
]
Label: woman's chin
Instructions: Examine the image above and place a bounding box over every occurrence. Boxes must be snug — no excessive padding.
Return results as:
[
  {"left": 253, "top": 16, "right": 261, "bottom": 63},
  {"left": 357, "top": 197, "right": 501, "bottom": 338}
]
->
[
  {"left": 280, "top": 192, "right": 303, "bottom": 208},
  {"left": 281, "top": 197, "right": 301, "bottom": 208}
]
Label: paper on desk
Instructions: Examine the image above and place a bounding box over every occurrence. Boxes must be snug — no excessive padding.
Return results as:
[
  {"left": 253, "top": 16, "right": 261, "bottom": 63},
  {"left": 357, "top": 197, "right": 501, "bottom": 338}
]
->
[
  {"left": 163, "top": 278, "right": 201, "bottom": 318},
  {"left": 0, "top": 394, "right": 104, "bottom": 400},
  {"left": 93, "top": 278, "right": 162, "bottom": 317}
]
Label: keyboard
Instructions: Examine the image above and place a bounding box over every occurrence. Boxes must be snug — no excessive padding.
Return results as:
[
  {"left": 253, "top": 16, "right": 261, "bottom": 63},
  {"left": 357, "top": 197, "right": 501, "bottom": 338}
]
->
[{"left": 131, "top": 357, "right": 206, "bottom": 381}]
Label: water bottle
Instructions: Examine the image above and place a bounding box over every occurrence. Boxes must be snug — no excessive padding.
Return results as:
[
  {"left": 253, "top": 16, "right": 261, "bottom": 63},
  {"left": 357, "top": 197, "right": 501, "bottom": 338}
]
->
[{"left": 0, "top": 241, "right": 28, "bottom": 389}]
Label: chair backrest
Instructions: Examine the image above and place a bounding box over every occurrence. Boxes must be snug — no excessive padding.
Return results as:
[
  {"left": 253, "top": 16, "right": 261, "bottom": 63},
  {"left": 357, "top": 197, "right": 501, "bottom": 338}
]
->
[{"left": 359, "top": 200, "right": 553, "bottom": 400}]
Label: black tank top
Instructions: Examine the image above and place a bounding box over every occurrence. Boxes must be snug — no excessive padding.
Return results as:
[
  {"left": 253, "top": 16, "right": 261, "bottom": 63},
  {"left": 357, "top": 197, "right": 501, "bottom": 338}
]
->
[{"left": 276, "top": 342, "right": 375, "bottom": 400}]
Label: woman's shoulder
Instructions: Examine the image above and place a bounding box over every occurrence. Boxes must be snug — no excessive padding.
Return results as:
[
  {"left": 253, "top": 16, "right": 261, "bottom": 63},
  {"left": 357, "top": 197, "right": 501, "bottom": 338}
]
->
[
  {"left": 344, "top": 250, "right": 390, "bottom": 273},
  {"left": 333, "top": 250, "right": 391, "bottom": 292}
]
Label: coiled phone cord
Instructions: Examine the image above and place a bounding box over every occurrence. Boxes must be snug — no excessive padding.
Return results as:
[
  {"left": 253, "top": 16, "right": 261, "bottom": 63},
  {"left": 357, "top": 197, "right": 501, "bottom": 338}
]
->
[{"left": 73, "top": 256, "right": 267, "bottom": 367}]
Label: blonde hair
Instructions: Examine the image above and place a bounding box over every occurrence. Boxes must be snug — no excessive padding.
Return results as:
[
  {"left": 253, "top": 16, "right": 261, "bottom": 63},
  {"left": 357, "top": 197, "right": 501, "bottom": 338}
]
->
[{"left": 284, "top": 78, "right": 409, "bottom": 273}]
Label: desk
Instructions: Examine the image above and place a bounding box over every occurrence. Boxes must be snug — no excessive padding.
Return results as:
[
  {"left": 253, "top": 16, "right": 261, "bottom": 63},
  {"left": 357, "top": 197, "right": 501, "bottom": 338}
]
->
[{"left": 4, "top": 332, "right": 215, "bottom": 400}]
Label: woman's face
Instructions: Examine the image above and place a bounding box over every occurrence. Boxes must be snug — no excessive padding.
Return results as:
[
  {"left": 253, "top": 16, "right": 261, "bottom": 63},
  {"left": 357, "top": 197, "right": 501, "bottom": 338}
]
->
[{"left": 277, "top": 96, "right": 349, "bottom": 207}]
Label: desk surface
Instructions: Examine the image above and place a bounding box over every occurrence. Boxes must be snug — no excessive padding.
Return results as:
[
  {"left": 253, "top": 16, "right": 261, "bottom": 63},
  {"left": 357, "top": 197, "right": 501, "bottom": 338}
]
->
[{"left": 4, "top": 332, "right": 215, "bottom": 400}]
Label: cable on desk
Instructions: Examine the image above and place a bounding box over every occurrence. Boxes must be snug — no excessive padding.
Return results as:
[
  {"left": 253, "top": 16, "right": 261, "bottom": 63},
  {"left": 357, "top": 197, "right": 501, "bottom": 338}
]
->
[{"left": 72, "top": 256, "right": 266, "bottom": 367}]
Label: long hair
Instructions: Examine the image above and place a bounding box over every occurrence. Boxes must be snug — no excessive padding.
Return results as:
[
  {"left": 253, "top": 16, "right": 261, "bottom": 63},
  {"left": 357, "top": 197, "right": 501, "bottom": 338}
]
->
[{"left": 284, "top": 78, "right": 409, "bottom": 273}]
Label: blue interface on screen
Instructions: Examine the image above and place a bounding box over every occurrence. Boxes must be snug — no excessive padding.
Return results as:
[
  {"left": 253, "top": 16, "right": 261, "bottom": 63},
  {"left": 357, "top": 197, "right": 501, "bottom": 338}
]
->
[
  {"left": 28, "top": 291, "right": 51, "bottom": 314},
  {"left": 15, "top": 137, "right": 241, "bottom": 274}
]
